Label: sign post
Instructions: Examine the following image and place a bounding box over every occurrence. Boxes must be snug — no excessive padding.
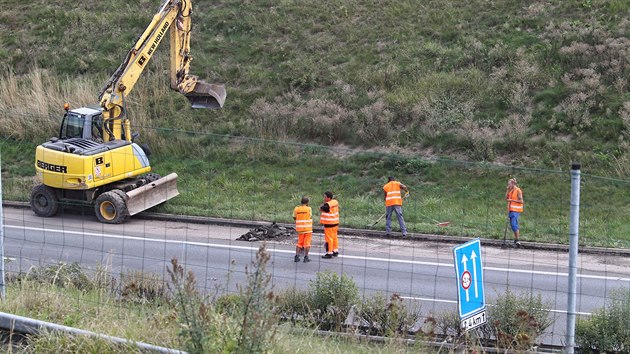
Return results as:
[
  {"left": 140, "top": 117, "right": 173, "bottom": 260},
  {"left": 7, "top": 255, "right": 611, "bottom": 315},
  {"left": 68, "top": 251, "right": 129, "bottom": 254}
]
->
[{"left": 453, "top": 238, "right": 486, "bottom": 331}]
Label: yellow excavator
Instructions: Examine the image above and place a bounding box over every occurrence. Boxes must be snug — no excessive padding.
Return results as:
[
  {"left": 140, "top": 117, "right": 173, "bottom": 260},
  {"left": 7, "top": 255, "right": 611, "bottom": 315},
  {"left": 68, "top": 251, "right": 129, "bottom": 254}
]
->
[{"left": 30, "top": 0, "right": 225, "bottom": 224}]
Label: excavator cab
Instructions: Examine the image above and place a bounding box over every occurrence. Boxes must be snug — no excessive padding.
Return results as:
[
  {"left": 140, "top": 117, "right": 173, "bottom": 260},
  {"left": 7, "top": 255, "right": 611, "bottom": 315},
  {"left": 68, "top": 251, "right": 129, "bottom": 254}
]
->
[{"left": 59, "top": 107, "right": 104, "bottom": 141}]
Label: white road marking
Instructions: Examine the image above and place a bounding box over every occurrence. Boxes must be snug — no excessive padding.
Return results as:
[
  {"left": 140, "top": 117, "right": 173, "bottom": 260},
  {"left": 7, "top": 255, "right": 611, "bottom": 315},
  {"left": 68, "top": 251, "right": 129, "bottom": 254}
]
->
[
  {"left": 6, "top": 225, "right": 630, "bottom": 283},
  {"left": 399, "top": 296, "right": 593, "bottom": 316}
]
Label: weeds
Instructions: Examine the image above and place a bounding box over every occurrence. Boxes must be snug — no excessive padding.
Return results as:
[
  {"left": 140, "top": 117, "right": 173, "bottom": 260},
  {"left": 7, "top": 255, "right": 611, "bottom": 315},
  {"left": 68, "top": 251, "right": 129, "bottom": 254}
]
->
[
  {"left": 237, "top": 244, "right": 278, "bottom": 353},
  {"left": 576, "top": 288, "right": 630, "bottom": 352},
  {"left": 308, "top": 271, "right": 359, "bottom": 331},
  {"left": 482, "top": 288, "right": 552, "bottom": 351},
  {"left": 357, "top": 293, "right": 421, "bottom": 337},
  {"left": 167, "top": 245, "right": 278, "bottom": 354}
]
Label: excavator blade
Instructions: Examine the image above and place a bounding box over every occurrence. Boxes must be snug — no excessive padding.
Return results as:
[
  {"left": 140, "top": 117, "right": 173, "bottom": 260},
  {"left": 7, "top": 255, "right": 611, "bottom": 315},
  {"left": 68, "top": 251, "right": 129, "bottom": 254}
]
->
[
  {"left": 126, "top": 173, "right": 179, "bottom": 216},
  {"left": 185, "top": 81, "right": 227, "bottom": 109}
]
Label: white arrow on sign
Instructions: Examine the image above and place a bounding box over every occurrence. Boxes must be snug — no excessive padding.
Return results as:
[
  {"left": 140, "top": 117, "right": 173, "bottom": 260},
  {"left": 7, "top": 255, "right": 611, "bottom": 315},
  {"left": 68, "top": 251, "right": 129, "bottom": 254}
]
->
[
  {"left": 461, "top": 253, "right": 469, "bottom": 301},
  {"left": 470, "top": 250, "right": 478, "bottom": 298}
]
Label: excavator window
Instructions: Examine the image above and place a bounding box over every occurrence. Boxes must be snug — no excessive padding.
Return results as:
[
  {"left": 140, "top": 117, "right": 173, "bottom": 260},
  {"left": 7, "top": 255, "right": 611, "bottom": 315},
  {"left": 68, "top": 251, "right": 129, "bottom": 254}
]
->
[
  {"left": 60, "top": 112, "right": 84, "bottom": 139},
  {"left": 91, "top": 115, "right": 104, "bottom": 142}
]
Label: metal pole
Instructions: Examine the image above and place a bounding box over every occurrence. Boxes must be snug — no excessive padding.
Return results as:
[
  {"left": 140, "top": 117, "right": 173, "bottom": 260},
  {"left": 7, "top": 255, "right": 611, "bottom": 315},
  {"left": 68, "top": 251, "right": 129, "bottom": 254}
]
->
[
  {"left": 0, "top": 157, "right": 5, "bottom": 301},
  {"left": 565, "top": 163, "right": 581, "bottom": 353}
]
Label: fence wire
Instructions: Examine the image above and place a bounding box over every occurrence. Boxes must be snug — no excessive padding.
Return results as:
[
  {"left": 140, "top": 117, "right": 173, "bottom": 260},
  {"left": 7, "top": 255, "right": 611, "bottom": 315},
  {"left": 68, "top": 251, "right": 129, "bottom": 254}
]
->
[{"left": 1, "top": 128, "right": 629, "bottom": 351}]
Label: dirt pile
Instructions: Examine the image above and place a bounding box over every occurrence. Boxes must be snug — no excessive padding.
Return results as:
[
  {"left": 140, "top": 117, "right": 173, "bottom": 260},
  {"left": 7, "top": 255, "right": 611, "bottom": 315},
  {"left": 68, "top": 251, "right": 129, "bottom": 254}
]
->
[{"left": 237, "top": 222, "right": 295, "bottom": 242}]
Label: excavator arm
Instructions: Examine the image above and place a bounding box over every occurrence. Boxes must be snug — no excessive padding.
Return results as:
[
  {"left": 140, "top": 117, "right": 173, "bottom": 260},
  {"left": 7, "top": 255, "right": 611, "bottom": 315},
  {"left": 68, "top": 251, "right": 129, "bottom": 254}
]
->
[{"left": 98, "top": 0, "right": 226, "bottom": 142}]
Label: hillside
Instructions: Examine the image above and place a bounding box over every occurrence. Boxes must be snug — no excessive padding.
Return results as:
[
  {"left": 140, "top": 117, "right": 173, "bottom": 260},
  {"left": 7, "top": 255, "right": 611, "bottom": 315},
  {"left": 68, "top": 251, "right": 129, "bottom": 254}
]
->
[{"left": 2, "top": 0, "right": 630, "bottom": 173}]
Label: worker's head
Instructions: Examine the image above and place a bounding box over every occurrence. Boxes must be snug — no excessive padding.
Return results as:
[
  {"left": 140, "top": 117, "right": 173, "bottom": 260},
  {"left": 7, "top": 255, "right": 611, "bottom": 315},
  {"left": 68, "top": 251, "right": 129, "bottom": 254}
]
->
[
  {"left": 324, "top": 191, "right": 333, "bottom": 201},
  {"left": 388, "top": 176, "right": 395, "bottom": 182},
  {"left": 301, "top": 196, "right": 309, "bottom": 205},
  {"left": 507, "top": 178, "right": 517, "bottom": 188}
]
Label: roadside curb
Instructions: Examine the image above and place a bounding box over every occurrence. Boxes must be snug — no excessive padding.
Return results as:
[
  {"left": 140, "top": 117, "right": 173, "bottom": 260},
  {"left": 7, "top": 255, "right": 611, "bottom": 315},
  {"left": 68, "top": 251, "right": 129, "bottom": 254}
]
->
[{"left": 5, "top": 201, "right": 629, "bottom": 257}]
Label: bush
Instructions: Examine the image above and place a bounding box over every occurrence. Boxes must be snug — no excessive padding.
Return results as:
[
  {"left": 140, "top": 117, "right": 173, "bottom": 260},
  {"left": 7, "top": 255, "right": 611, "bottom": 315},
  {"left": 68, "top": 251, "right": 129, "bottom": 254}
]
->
[
  {"left": 168, "top": 245, "right": 278, "bottom": 354},
  {"left": 114, "top": 270, "right": 170, "bottom": 304},
  {"left": 275, "top": 287, "right": 312, "bottom": 325},
  {"left": 576, "top": 288, "right": 630, "bottom": 352},
  {"left": 215, "top": 293, "right": 244, "bottom": 317},
  {"left": 482, "top": 289, "right": 552, "bottom": 351},
  {"left": 308, "top": 271, "right": 359, "bottom": 331},
  {"left": 11, "top": 262, "right": 94, "bottom": 291},
  {"left": 357, "top": 293, "right": 420, "bottom": 337}
]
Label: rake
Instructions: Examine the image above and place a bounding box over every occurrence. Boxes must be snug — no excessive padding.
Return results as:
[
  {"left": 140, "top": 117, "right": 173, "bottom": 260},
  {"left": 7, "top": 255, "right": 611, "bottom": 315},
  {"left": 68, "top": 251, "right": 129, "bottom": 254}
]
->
[{"left": 418, "top": 212, "right": 450, "bottom": 227}]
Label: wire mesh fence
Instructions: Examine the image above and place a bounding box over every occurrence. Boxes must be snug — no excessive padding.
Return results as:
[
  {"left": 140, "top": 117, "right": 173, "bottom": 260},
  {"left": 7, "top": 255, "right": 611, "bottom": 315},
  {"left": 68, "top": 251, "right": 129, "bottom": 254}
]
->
[{"left": 1, "top": 127, "right": 630, "bottom": 351}]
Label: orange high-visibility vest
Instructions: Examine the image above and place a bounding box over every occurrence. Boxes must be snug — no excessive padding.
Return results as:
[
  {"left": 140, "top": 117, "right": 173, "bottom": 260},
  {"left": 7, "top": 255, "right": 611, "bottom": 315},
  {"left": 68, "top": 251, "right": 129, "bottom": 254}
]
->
[
  {"left": 383, "top": 181, "right": 403, "bottom": 206},
  {"left": 507, "top": 187, "right": 523, "bottom": 213},
  {"left": 320, "top": 199, "right": 339, "bottom": 225},
  {"left": 293, "top": 205, "right": 313, "bottom": 233}
]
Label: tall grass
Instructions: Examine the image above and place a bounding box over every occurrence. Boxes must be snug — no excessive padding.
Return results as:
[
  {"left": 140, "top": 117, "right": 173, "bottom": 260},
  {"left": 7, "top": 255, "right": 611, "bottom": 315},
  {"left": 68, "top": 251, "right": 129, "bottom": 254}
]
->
[
  {"left": 2, "top": 0, "right": 630, "bottom": 167},
  {"left": 2, "top": 0, "right": 630, "bottom": 248}
]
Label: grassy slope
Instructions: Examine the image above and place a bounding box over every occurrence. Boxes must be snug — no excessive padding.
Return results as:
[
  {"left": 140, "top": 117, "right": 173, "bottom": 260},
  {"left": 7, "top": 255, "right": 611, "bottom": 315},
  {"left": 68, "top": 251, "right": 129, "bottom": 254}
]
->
[{"left": 1, "top": 1, "right": 630, "bottom": 247}]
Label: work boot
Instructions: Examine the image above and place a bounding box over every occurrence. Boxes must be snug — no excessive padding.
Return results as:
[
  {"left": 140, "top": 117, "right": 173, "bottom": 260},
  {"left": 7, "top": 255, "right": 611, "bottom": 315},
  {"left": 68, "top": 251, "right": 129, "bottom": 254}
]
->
[
  {"left": 303, "top": 256, "right": 311, "bottom": 263},
  {"left": 294, "top": 255, "right": 301, "bottom": 262},
  {"left": 322, "top": 253, "right": 333, "bottom": 259},
  {"left": 333, "top": 251, "right": 339, "bottom": 257}
]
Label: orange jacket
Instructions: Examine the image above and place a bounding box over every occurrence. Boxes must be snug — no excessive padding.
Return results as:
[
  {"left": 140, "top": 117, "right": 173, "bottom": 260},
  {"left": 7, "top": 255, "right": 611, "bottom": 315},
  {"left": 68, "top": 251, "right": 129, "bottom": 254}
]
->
[
  {"left": 507, "top": 187, "right": 523, "bottom": 213},
  {"left": 383, "top": 181, "right": 403, "bottom": 206},
  {"left": 320, "top": 199, "right": 339, "bottom": 225},
  {"left": 293, "top": 205, "right": 313, "bottom": 233}
]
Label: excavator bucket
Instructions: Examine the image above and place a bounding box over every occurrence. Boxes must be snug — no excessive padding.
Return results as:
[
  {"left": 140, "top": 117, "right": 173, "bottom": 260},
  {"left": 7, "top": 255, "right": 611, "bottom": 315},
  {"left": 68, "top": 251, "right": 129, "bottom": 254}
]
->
[
  {"left": 126, "top": 173, "right": 180, "bottom": 216},
  {"left": 185, "top": 81, "right": 227, "bottom": 109}
]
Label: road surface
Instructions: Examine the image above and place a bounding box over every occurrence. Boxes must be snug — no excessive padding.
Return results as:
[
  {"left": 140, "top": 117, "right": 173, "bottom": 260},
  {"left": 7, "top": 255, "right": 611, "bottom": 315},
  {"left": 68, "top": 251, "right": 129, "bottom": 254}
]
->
[{"left": 3, "top": 206, "right": 630, "bottom": 346}]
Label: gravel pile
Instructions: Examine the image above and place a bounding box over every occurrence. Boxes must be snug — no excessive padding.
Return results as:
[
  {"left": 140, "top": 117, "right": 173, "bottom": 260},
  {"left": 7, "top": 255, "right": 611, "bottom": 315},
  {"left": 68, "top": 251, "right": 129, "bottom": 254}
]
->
[{"left": 237, "top": 222, "right": 295, "bottom": 242}]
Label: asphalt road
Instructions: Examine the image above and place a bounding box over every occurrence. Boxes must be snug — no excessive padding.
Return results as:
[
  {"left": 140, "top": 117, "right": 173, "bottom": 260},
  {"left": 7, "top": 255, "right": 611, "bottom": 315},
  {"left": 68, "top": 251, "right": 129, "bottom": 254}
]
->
[{"left": 2, "top": 206, "right": 630, "bottom": 346}]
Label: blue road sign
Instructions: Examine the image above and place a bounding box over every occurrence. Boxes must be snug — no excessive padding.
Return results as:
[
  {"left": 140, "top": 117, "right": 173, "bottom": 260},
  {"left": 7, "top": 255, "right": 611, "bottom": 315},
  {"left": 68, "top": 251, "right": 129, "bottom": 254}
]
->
[{"left": 453, "top": 238, "right": 486, "bottom": 318}]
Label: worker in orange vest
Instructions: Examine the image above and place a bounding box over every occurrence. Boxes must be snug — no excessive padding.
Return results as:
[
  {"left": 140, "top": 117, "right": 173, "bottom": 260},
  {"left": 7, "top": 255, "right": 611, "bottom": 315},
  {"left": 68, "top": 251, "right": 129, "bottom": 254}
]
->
[
  {"left": 383, "top": 176, "right": 408, "bottom": 237},
  {"left": 320, "top": 191, "right": 339, "bottom": 259},
  {"left": 293, "top": 196, "right": 313, "bottom": 263},
  {"left": 506, "top": 178, "right": 524, "bottom": 246}
]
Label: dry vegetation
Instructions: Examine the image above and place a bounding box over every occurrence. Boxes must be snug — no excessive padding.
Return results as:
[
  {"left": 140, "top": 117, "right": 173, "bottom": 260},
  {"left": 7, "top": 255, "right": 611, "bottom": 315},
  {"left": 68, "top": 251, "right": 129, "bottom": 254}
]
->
[{"left": 1, "top": 0, "right": 630, "bottom": 172}]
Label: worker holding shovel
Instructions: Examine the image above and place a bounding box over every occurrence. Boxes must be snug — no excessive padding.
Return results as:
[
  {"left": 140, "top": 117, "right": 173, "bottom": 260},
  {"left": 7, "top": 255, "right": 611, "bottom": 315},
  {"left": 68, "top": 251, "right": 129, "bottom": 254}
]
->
[
  {"left": 383, "top": 176, "right": 408, "bottom": 237},
  {"left": 506, "top": 178, "right": 524, "bottom": 247}
]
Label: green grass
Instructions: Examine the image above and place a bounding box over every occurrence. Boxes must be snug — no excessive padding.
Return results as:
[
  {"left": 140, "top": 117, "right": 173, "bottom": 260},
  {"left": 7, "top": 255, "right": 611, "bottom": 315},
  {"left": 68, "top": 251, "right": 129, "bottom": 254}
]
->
[
  {"left": 1, "top": 0, "right": 630, "bottom": 163},
  {"left": 3, "top": 135, "right": 629, "bottom": 248},
  {"left": 1, "top": 0, "right": 630, "bottom": 248}
]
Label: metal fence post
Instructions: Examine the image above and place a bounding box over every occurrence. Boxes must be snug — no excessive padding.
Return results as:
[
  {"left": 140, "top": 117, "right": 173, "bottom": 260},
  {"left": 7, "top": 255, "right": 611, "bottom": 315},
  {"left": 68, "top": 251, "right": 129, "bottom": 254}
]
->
[
  {"left": 565, "top": 163, "right": 581, "bottom": 353},
  {"left": 0, "top": 158, "right": 5, "bottom": 301}
]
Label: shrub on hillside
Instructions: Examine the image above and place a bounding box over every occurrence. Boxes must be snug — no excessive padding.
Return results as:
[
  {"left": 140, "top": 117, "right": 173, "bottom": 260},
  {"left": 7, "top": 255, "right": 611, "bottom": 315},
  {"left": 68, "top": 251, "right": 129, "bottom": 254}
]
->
[
  {"left": 168, "top": 246, "right": 278, "bottom": 354},
  {"left": 114, "top": 270, "right": 169, "bottom": 304},
  {"left": 275, "top": 286, "right": 312, "bottom": 325},
  {"left": 357, "top": 293, "right": 420, "bottom": 337},
  {"left": 575, "top": 288, "right": 630, "bottom": 352},
  {"left": 308, "top": 271, "right": 359, "bottom": 331},
  {"left": 481, "top": 289, "right": 552, "bottom": 351},
  {"left": 11, "top": 262, "right": 94, "bottom": 291}
]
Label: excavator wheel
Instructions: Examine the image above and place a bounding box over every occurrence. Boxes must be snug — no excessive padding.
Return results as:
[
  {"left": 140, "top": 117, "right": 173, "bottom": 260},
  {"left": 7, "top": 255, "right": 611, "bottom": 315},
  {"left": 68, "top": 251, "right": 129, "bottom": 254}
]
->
[
  {"left": 95, "top": 190, "right": 129, "bottom": 224},
  {"left": 110, "top": 189, "right": 131, "bottom": 223},
  {"left": 30, "top": 184, "right": 59, "bottom": 217}
]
